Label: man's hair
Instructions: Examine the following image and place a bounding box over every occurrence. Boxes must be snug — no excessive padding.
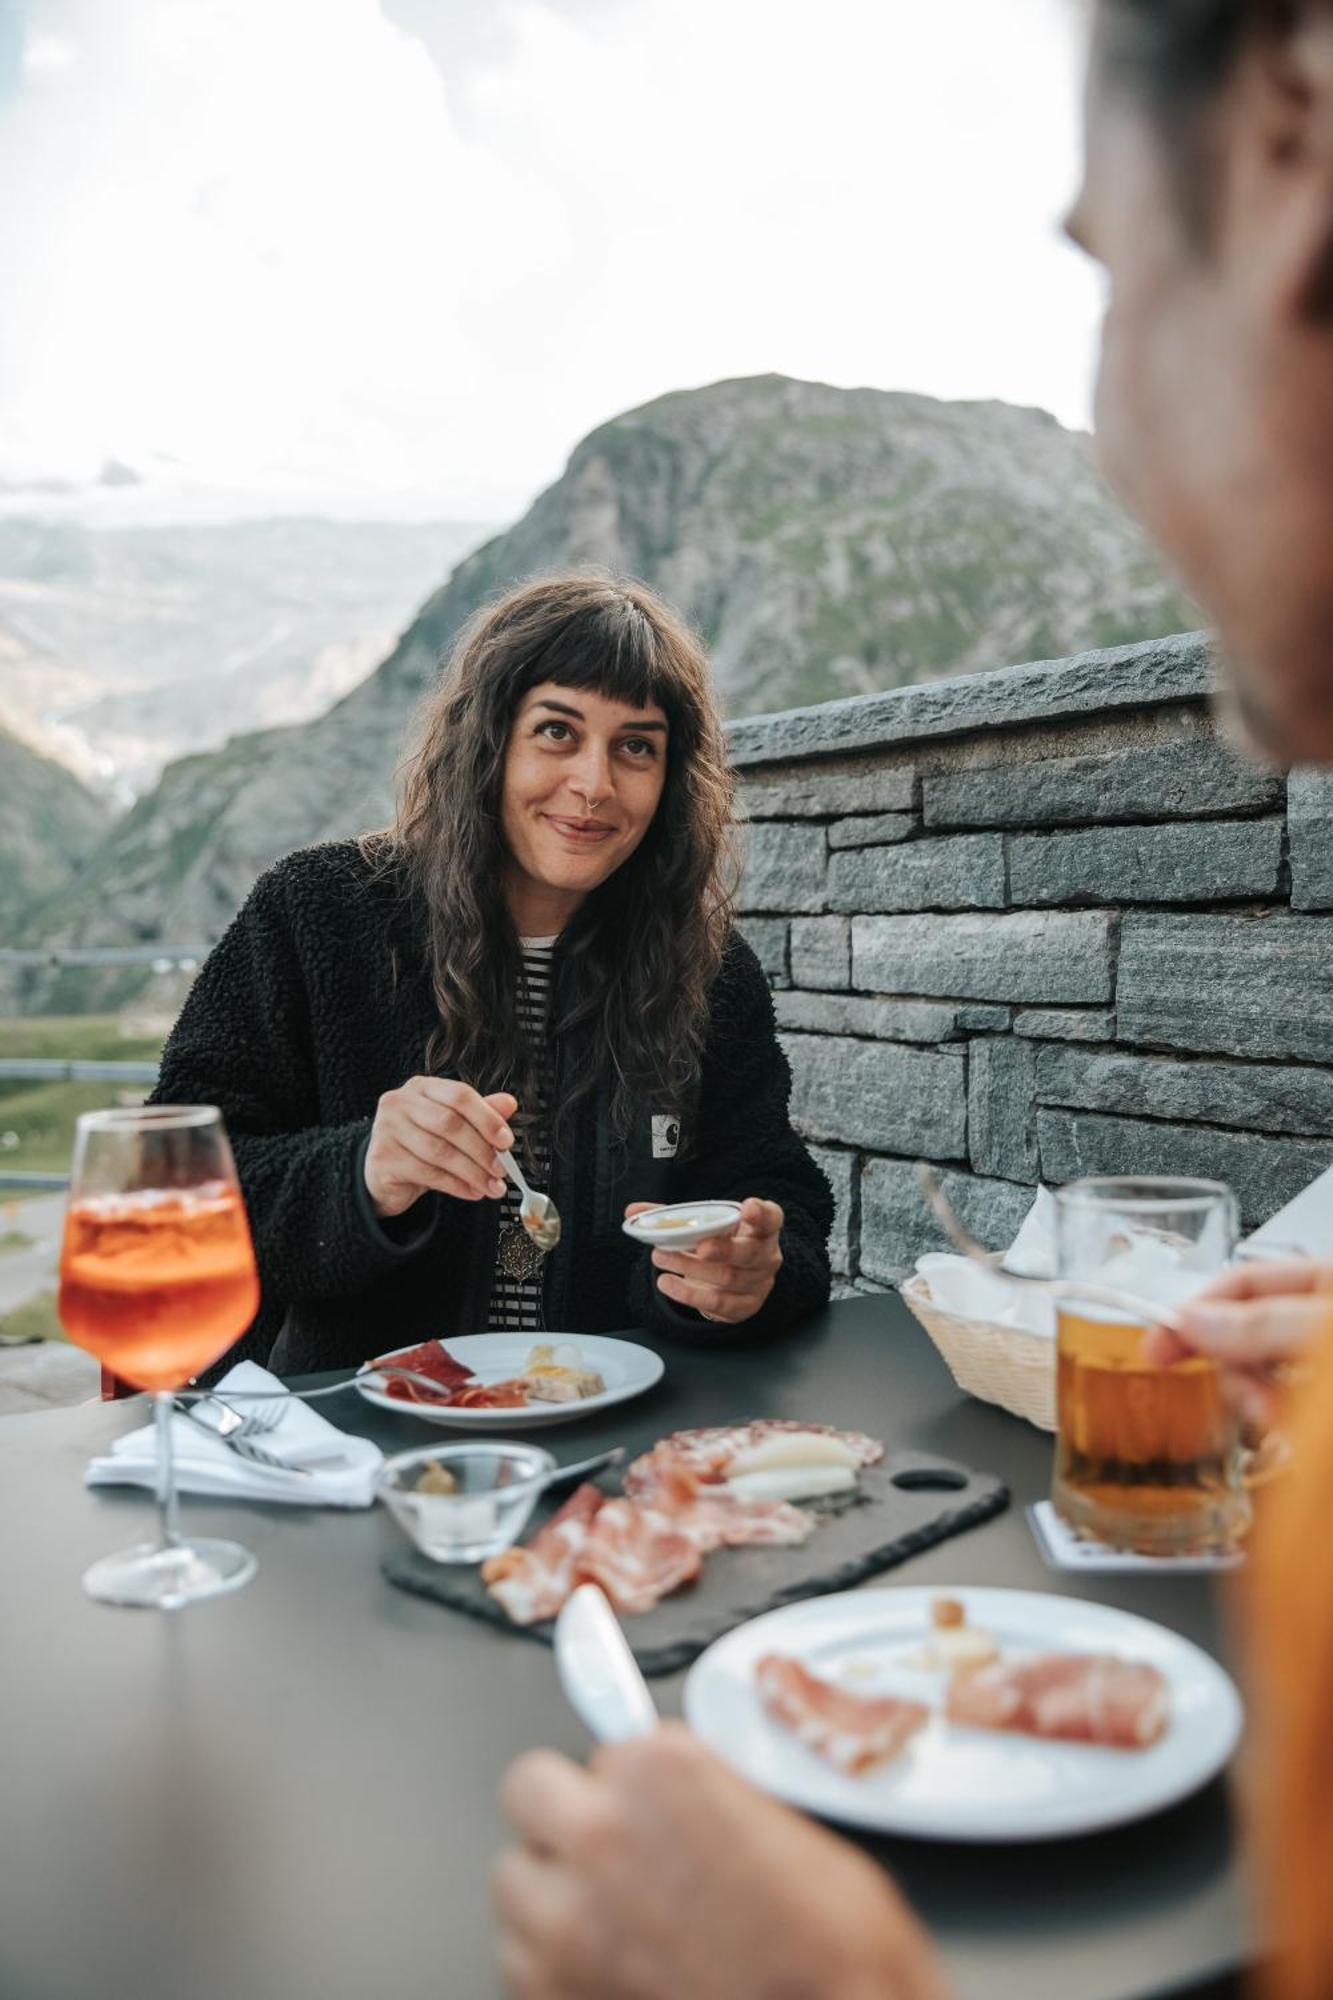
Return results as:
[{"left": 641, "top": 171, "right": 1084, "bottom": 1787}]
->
[
  {"left": 1098, "top": 1, "right": 1286, "bottom": 229},
  {"left": 367, "top": 572, "right": 737, "bottom": 1145}
]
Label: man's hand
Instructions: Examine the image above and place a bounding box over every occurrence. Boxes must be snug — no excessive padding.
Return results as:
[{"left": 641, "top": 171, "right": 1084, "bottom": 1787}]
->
[
  {"left": 494, "top": 1724, "right": 952, "bottom": 2000},
  {"left": 1143, "top": 1256, "right": 1333, "bottom": 1427},
  {"left": 364, "top": 1079, "right": 517, "bottom": 1219},
  {"left": 626, "top": 1197, "right": 784, "bottom": 1324}
]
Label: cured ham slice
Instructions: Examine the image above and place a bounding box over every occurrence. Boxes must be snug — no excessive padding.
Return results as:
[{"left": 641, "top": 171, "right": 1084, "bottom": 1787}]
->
[
  {"left": 482, "top": 1484, "right": 605, "bottom": 1625},
  {"left": 625, "top": 1420, "right": 883, "bottom": 1498},
  {"left": 755, "top": 1655, "right": 929, "bottom": 1776},
  {"left": 575, "top": 1500, "right": 703, "bottom": 1616},
  {"left": 630, "top": 1460, "right": 814, "bottom": 1552},
  {"left": 945, "top": 1653, "right": 1170, "bottom": 1749},
  {"left": 371, "top": 1340, "right": 475, "bottom": 1406},
  {"left": 447, "top": 1378, "right": 531, "bottom": 1409}
]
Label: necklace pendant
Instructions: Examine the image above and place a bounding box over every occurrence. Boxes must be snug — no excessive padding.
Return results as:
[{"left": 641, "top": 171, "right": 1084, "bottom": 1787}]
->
[{"left": 497, "top": 1222, "right": 547, "bottom": 1281}]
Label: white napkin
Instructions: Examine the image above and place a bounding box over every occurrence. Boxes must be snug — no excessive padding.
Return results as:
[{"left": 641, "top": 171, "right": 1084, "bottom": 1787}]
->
[
  {"left": 1243, "top": 1160, "right": 1333, "bottom": 1258},
  {"left": 85, "top": 1361, "right": 382, "bottom": 1509}
]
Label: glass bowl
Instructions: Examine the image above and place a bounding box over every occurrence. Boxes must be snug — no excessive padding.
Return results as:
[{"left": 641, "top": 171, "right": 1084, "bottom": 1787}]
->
[{"left": 376, "top": 1441, "right": 556, "bottom": 1564}]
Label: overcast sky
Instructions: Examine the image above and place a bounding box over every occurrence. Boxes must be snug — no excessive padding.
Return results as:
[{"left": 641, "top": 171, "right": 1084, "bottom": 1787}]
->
[{"left": 0, "top": 0, "right": 1102, "bottom": 521}]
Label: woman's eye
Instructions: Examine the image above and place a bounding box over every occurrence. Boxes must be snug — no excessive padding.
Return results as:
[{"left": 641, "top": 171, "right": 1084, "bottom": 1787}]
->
[
  {"left": 620, "top": 737, "right": 656, "bottom": 759},
  {"left": 537, "top": 720, "right": 571, "bottom": 741}
]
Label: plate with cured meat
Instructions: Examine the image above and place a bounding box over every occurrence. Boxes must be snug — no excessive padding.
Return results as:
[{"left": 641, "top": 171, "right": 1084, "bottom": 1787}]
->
[
  {"left": 355, "top": 1334, "right": 664, "bottom": 1430},
  {"left": 683, "top": 1586, "right": 1243, "bottom": 1841}
]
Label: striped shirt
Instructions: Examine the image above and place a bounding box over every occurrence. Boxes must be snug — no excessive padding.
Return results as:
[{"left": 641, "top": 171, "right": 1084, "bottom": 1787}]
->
[{"left": 488, "top": 937, "right": 557, "bottom": 1331}]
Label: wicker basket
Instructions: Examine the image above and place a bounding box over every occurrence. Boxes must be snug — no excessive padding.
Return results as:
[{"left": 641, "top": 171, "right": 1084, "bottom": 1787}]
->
[{"left": 900, "top": 1273, "right": 1056, "bottom": 1432}]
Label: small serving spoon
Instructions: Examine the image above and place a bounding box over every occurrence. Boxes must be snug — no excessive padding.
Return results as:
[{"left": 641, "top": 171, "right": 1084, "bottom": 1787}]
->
[
  {"left": 915, "top": 1164, "right": 1185, "bottom": 1328},
  {"left": 499, "top": 1149, "right": 562, "bottom": 1253}
]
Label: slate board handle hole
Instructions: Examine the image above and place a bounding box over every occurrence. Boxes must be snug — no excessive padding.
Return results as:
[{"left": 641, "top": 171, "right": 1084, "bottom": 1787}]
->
[{"left": 889, "top": 1465, "right": 969, "bottom": 1492}]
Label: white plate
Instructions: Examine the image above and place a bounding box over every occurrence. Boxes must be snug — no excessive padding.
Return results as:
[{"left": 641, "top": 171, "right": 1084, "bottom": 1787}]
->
[
  {"left": 354, "top": 1334, "right": 665, "bottom": 1431},
  {"left": 682, "top": 1586, "right": 1243, "bottom": 1843},
  {"left": 621, "top": 1201, "right": 742, "bottom": 1249}
]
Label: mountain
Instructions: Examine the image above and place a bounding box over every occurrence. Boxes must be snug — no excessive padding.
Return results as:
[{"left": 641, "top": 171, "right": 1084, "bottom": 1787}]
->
[
  {"left": 0, "top": 725, "right": 113, "bottom": 929},
  {"left": 0, "top": 515, "right": 490, "bottom": 797},
  {"left": 16, "top": 375, "right": 1197, "bottom": 999}
]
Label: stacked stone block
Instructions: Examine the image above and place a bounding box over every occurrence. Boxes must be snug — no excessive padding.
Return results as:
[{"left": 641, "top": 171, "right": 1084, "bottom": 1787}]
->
[{"left": 729, "top": 632, "right": 1333, "bottom": 1285}]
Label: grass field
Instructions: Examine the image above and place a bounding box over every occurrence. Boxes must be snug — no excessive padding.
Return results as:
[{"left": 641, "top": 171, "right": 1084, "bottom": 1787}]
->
[
  {"left": 0, "top": 1290, "right": 63, "bottom": 1344},
  {"left": 0, "top": 1016, "right": 164, "bottom": 1176}
]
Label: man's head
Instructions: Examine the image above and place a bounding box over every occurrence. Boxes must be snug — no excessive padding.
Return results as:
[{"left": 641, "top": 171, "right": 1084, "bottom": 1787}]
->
[{"left": 1074, "top": 1, "right": 1333, "bottom": 760}]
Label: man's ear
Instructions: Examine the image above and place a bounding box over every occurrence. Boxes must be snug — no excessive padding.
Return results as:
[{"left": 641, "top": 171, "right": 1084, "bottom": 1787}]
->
[{"left": 1230, "top": 5, "right": 1333, "bottom": 319}]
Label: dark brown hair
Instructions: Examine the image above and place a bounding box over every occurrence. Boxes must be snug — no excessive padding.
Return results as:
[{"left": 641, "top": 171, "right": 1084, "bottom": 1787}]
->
[{"left": 371, "top": 573, "right": 737, "bottom": 1143}]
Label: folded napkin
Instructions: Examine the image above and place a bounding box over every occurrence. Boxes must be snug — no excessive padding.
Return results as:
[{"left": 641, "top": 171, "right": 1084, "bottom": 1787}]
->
[{"left": 85, "top": 1361, "right": 382, "bottom": 1509}]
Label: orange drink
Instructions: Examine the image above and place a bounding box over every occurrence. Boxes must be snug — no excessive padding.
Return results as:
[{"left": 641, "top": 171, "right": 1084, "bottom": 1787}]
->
[{"left": 59, "top": 1185, "right": 259, "bottom": 1393}]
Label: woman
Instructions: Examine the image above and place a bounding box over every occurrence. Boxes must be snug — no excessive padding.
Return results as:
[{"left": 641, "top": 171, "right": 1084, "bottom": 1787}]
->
[
  {"left": 495, "top": 6, "right": 1333, "bottom": 1998},
  {"left": 153, "top": 574, "right": 832, "bottom": 1374}
]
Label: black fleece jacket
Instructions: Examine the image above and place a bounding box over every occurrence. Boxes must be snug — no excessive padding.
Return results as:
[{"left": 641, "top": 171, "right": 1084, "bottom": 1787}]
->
[{"left": 151, "top": 841, "right": 833, "bottom": 1374}]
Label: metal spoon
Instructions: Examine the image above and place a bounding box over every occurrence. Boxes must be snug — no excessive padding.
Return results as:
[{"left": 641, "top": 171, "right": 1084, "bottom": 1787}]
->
[
  {"left": 498, "top": 1149, "right": 561, "bottom": 1253},
  {"left": 914, "top": 1163, "right": 1185, "bottom": 1328}
]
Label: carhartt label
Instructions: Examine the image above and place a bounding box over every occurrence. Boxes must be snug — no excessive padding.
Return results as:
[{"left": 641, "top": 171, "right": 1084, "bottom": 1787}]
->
[{"left": 652, "top": 1115, "right": 681, "bottom": 1159}]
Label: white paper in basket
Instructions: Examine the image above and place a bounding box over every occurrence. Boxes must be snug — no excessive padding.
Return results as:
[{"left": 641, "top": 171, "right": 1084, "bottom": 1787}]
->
[{"left": 912, "top": 1182, "right": 1233, "bottom": 1338}]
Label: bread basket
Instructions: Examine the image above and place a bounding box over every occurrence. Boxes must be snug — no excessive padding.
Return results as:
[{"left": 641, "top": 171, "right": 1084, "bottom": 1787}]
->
[{"left": 899, "top": 1272, "right": 1056, "bottom": 1431}]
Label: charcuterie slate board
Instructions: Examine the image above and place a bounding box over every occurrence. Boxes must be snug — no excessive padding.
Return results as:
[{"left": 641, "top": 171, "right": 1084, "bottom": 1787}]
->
[{"left": 381, "top": 1449, "right": 1008, "bottom": 1676}]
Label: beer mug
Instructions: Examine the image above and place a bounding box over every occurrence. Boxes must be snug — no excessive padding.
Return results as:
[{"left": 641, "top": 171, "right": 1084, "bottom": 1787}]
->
[{"left": 1052, "top": 1177, "right": 1251, "bottom": 1557}]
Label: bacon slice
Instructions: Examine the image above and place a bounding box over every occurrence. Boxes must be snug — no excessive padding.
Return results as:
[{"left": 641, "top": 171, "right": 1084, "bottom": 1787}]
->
[
  {"left": 625, "top": 1420, "right": 883, "bottom": 1498},
  {"left": 945, "top": 1654, "right": 1170, "bottom": 1749},
  {"left": 371, "top": 1340, "right": 476, "bottom": 1406},
  {"left": 575, "top": 1500, "right": 703, "bottom": 1615},
  {"left": 755, "top": 1655, "right": 929, "bottom": 1776},
  {"left": 482, "top": 1484, "right": 605, "bottom": 1624}
]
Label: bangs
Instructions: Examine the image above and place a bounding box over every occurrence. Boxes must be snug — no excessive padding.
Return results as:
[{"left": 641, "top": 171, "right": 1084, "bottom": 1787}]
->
[{"left": 516, "top": 597, "right": 682, "bottom": 718}]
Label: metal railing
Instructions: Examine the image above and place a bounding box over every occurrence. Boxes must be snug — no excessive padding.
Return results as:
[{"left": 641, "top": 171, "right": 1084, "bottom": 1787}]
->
[
  {"left": 0, "top": 1060, "right": 160, "bottom": 1083},
  {"left": 0, "top": 947, "right": 205, "bottom": 969}
]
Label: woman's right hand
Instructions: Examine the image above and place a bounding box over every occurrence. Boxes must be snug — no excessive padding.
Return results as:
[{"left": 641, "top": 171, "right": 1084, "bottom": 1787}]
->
[
  {"left": 1143, "top": 1257, "right": 1333, "bottom": 1427},
  {"left": 364, "top": 1079, "right": 517, "bottom": 1219}
]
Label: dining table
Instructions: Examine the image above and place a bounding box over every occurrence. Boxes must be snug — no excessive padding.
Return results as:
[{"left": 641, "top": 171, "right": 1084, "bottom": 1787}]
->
[{"left": 0, "top": 1293, "right": 1251, "bottom": 2000}]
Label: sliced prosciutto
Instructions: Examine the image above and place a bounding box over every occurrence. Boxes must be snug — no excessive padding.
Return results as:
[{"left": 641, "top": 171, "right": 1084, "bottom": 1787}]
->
[
  {"left": 945, "top": 1654, "right": 1170, "bottom": 1749},
  {"left": 447, "top": 1378, "right": 531, "bottom": 1409},
  {"left": 755, "top": 1655, "right": 929, "bottom": 1776},
  {"left": 631, "top": 1459, "right": 814, "bottom": 1552},
  {"left": 370, "top": 1340, "right": 475, "bottom": 1406},
  {"left": 482, "top": 1484, "right": 605, "bottom": 1625},
  {"left": 625, "top": 1420, "right": 883, "bottom": 1498},
  {"left": 575, "top": 1500, "right": 703, "bottom": 1616}
]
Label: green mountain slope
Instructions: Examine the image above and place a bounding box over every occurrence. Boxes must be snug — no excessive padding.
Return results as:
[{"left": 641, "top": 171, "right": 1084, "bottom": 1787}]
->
[{"left": 0, "top": 726, "right": 112, "bottom": 931}]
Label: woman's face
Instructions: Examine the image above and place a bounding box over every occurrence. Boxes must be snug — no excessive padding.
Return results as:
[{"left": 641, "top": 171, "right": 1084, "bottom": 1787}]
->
[
  {"left": 1073, "top": 6, "right": 1333, "bottom": 762},
  {"left": 500, "top": 680, "right": 670, "bottom": 921}
]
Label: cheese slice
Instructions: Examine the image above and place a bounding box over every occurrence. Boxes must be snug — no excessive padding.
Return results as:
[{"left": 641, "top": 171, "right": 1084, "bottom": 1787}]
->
[
  {"left": 726, "top": 1431, "right": 861, "bottom": 1478},
  {"left": 725, "top": 1464, "right": 857, "bottom": 1502}
]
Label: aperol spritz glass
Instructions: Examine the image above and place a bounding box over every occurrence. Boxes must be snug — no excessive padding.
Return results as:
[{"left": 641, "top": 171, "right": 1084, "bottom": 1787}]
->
[{"left": 58, "top": 1105, "right": 261, "bottom": 1607}]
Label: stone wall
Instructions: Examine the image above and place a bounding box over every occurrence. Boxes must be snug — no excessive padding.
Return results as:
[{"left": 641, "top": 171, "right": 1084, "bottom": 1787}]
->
[{"left": 729, "top": 632, "right": 1333, "bottom": 1288}]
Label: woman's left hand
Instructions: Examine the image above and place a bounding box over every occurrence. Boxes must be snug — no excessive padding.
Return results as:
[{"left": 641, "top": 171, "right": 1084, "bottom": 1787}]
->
[{"left": 627, "top": 1196, "right": 784, "bottom": 1324}]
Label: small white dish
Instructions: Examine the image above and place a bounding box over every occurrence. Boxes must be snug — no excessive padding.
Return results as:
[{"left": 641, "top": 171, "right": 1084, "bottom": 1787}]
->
[
  {"left": 377, "top": 1441, "right": 556, "bottom": 1563},
  {"left": 622, "top": 1201, "right": 742, "bottom": 1249},
  {"left": 683, "top": 1586, "right": 1243, "bottom": 1843},
  {"left": 355, "top": 1333, "right": 665, "bottom": 1431}
]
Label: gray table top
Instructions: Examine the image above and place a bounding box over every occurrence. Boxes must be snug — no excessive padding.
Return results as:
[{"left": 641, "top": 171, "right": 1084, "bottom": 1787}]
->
[{"left": 0, "top": 1296, "right": 1250, "bottom": 2000}]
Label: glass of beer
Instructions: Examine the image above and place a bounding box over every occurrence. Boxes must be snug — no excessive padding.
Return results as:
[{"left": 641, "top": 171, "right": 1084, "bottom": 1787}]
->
[
  {"left": 58, "top": 1105, "right": 261, "bottom": 1608},
  {"left": 1052, "top": 1177, "right": 1250, "bottom": 1557}
]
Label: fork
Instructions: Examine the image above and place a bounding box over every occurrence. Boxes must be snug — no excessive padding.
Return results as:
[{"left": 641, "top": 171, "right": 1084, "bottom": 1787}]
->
[
  {"left": 914, "top": 1163, "right": 1185, "bottom": 1328},
  {"left": 174, "top": 1394, "right": 313, "bottom": 1477}
]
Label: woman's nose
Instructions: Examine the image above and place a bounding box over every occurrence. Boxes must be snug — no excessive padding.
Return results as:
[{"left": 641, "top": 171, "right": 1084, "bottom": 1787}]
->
[{"left": 569, "top": 745, "right": 613, "bottom": 808}]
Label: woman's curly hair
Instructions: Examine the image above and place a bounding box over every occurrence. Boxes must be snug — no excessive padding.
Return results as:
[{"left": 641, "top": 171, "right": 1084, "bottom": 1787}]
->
[{"left": 368, "top": 572, "right": 738, "bottom": 1145}]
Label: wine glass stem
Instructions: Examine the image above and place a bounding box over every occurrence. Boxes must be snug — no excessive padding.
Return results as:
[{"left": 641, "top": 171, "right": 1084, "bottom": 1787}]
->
[{"left": 153, "top": 1392, "right": 182, "bottom": 1549}]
